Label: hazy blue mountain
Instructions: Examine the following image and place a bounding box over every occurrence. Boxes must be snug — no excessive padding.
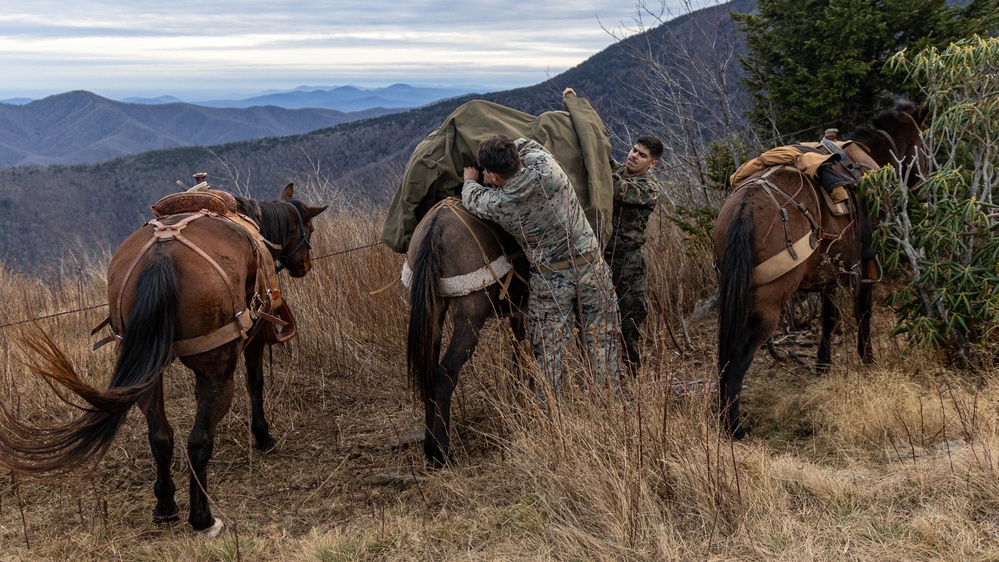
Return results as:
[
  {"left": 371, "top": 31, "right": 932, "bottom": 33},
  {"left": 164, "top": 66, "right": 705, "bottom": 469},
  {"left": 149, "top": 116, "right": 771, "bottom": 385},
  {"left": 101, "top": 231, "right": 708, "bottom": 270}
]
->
[
  {"left": 119, "top": 84, "right": 483, "bottom": 112},
  {"left": 192, "top": 84, "right": 482, "bottom": 111},
  {"left": 0, "top": 91, "right": 399, "bottom": 167},
  {"left": 122, "top": 95, "right": 186, "bottom": 104}
]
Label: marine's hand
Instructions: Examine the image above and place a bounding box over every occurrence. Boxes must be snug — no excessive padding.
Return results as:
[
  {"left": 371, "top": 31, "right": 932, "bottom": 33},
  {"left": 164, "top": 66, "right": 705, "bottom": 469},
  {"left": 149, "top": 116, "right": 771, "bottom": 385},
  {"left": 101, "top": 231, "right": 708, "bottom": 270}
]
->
[
  {"left": 562, "top": 87, "right": 576, "bottom": 97},
  {"left": 463, "top": 166, "right": 480, "bottom": 183}
]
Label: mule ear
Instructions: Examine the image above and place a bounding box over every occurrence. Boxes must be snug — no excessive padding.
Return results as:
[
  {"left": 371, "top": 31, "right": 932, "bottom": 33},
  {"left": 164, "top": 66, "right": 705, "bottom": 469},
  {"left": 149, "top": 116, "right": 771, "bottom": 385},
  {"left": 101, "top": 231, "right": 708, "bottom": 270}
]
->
[
  {"left": 280, "top": 183, "right": 295, "bottom": 201},
  {"left": 913, "top": 101, "right": 930, "bottom": 127},
  {"left": 304, "top": 205, "right": 328, "bottom": 218}
]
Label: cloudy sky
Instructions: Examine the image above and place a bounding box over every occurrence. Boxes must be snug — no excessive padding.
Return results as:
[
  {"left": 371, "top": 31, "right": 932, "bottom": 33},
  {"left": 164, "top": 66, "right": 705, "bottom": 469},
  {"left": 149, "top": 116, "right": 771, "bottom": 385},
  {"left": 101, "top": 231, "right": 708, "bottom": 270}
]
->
[{"left": 0, "top": 1, "right": 703, "bottom": 101}]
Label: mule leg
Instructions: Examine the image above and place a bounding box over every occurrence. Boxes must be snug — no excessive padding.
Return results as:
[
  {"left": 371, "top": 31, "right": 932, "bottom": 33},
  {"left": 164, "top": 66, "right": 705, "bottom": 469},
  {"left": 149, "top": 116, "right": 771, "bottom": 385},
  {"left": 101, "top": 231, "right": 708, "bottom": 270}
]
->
[
  {"left": 138, "top": 378, "right": 179, "bottom": 523},
  {"left": 719, "top": 294, "right": 785, "bottom": 439},
  {"left": 855, "top": 283, "right": 874, "bottom": 363},
  {"left": 184, "top": 352, "right": 238, "bottom": 533},
  {"left": 424, "top": 297, "right": 490, "bottom": 468},
  {"left": 817, "top": 290, "right": 840, "bottom": 371},
  {"left": 243, "top": 337, "right": 277, "bottom": 451}
]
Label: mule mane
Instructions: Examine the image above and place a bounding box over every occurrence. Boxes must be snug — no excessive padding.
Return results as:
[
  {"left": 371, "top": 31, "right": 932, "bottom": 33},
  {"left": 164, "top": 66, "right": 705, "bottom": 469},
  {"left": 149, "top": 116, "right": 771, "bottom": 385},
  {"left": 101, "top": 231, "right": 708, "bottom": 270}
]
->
[
  {"left": 233, "top": 195, "right": 292, "bottom": 244},
  {"left": 843, "top": 100, "right": 916, "bottom": 147}
]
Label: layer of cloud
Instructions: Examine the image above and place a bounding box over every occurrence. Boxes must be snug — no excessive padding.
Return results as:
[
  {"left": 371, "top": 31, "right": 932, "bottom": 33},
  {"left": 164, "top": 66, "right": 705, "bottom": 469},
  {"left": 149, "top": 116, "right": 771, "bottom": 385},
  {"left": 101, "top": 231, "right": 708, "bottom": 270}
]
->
[{"left": 0, "top": 1, "right": 700, "bottom": 100}]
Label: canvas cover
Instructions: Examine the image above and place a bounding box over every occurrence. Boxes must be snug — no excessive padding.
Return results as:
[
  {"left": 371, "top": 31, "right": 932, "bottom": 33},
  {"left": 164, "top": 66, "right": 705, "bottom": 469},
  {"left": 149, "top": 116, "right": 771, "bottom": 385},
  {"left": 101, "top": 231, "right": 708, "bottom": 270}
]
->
[{"left": 381, "top": 96, "right": 614, "bottom": 253}]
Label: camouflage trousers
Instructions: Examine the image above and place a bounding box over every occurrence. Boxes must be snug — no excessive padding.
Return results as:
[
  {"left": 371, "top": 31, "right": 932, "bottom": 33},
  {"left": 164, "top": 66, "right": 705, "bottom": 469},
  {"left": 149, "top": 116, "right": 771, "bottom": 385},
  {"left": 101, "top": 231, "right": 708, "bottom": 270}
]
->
[
  {"left": 528, "top": 259, "right": 621, "bottom": 397},
  {"left": 609, "top": 251, "right": 649, "bottom": 374}
]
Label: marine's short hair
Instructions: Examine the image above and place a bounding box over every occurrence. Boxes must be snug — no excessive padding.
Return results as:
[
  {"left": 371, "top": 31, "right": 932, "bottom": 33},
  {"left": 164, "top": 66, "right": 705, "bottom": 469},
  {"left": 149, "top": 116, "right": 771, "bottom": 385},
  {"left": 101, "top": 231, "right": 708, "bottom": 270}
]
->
[
  {"left": 636, "top": 135, "right": 664, "bottom": 160},
  {"left": 478, "top": 134, "right": 521, "bottom": 177}
]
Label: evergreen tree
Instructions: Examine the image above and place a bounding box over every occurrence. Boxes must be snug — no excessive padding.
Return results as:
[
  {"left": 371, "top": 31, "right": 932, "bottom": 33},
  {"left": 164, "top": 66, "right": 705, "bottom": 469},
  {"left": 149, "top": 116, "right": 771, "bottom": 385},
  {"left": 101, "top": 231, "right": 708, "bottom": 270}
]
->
[{"left": 734, "top": 0, "right": 997, "bottom": 143}]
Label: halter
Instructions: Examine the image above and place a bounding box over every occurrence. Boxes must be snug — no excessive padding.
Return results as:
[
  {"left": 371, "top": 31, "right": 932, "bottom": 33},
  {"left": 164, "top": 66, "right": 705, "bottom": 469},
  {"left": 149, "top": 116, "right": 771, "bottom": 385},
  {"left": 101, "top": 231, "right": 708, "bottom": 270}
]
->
[{"left": 265, "top": 201, "right": 312, "bottom": 272}]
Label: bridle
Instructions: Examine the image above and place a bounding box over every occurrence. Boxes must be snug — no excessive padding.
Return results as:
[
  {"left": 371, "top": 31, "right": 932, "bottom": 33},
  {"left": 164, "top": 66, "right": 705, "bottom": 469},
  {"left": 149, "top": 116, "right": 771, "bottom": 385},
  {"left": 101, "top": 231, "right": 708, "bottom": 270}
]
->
[{"left": 262, "top": 201, "right": 312, "bottom": 273}]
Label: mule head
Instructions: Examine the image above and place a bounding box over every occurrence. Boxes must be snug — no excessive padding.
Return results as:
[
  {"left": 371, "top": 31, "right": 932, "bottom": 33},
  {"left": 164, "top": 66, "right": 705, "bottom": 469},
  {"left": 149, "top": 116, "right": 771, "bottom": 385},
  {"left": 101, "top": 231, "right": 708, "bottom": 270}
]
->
[
  {"left": 277, "top": 183, "right": 328, "bottom": 277},
  {"left": 868, "top": 100, "right": 928, "bottom": 191}
]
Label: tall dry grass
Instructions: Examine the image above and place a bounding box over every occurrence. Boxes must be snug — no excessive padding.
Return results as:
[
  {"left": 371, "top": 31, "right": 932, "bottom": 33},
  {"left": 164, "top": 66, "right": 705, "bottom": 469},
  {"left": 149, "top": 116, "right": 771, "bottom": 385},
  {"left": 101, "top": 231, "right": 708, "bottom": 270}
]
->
[{"left": 1, "top": 183, "right": 998, "bottom": 561}]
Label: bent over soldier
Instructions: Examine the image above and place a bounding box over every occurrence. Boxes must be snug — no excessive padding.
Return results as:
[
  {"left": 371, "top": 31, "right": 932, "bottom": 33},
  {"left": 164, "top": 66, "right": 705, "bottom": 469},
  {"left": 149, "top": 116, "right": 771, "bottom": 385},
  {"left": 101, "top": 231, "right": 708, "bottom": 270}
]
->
[{"left": 461, "top": 134, "right": 621, "bottom": 397}]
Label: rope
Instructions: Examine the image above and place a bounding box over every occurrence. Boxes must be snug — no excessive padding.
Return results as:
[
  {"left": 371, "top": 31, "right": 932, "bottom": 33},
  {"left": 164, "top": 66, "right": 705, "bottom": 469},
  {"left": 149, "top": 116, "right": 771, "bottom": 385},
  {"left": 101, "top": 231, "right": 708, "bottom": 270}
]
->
[
  {"left": 0, "top": 303, "right": 107, "bottom": 330},
  {"left": 0, "top": 240, "right": 386, "bottom": 331},
  {"left": 312, "top": 241, "right": 382, "bottom": 261}
]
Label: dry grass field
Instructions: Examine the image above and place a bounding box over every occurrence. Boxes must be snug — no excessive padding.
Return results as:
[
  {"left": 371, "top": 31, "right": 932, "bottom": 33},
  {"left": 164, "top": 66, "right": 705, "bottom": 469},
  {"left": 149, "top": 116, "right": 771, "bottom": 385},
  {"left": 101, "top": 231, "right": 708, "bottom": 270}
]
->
[{"left": 2, "top": 196, "right": 999, "bottom": 561}]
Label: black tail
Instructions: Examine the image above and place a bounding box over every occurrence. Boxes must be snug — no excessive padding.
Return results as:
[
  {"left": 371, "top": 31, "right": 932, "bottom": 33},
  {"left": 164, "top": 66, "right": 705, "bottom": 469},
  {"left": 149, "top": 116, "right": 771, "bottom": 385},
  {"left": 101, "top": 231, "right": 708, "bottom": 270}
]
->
[
  {"left": 717, "top": 196, "right": 755, "bottom": 376},
  {"left": 406, "top": 213, "right": 445, "bottom": 403},
  {"left": 0, "top": 251, "right": 178, "bottom": 475}
]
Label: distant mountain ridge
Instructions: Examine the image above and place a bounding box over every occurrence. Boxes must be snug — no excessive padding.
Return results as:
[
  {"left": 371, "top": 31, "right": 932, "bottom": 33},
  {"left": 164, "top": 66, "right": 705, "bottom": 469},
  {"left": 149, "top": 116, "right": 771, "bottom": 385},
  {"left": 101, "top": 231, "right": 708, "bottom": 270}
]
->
[
  {"left": 0, "top": 91, "right": 399, "bottom": 167},
  {"left": 188, "top": 84, "right": 484, "bottom": 112}
]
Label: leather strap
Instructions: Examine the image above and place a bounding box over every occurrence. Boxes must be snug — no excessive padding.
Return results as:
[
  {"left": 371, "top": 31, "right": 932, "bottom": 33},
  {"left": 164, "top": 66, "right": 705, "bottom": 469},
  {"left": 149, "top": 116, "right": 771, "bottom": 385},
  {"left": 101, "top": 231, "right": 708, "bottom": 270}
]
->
[
  {"left": 172, "top": 308, "right": 253, "bottom": 356},
  {"left": 751, "top": 231, "right": 817, "bottom": 287},
  {"left": 432, "top": 198, "right": 529, "bottom": 291}
]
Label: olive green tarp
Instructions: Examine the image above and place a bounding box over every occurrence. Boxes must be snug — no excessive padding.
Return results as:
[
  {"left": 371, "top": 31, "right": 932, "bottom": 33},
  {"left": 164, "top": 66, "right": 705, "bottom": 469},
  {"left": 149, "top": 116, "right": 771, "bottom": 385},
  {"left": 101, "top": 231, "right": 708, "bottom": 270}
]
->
[{"left": 381, "top": 97, "right": 614, "bottom": 253}]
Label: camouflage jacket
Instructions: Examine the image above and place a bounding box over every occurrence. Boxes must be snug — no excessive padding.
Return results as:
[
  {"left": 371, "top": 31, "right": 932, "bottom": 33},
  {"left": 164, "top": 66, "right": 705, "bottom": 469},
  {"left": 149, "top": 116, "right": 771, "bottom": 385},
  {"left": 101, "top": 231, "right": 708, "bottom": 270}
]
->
[
  {"left": 462, "top": 139, "right": 600, "bottom": 269},
  {"left": 605, "top": 160, "right": 659, "bottom": 258}
]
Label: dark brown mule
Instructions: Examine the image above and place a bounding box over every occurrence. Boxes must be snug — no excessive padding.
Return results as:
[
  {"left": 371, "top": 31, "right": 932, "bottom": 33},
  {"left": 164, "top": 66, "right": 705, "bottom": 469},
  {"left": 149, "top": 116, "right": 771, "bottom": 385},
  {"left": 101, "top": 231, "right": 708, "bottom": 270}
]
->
[
  {"left": 713, "top": 102, "right": 925, "bottom": 438},
  {"left": 406, "top": 198, "right": 529, "bottom": 467},
  {"left": 0, "top": 184, "right": 326, "bottom": 535}
]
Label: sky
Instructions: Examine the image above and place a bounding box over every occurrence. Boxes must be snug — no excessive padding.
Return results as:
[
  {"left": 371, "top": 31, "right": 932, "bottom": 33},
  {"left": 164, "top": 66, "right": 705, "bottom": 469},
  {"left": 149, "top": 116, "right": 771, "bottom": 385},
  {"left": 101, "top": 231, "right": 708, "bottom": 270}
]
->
[{"left": 0, "top": 0, "right": 701, "bottom": 101}]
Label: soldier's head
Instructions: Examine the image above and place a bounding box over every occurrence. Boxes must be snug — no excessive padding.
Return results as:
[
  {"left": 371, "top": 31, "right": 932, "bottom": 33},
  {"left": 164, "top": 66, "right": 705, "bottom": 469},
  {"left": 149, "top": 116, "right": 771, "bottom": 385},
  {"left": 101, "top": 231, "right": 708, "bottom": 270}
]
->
[
  {"left": 625, "top": 135, "right": 663, "bottom": 177},
  {"left": 478, "top": 134, "right": 521, "bottom": 186}
]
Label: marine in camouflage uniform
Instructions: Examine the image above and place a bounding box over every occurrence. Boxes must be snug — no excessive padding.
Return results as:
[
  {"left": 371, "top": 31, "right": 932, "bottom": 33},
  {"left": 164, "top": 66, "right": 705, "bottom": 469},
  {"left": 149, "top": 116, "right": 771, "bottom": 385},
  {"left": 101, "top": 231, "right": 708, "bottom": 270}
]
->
[
  {"left": 462, "top": 136, "right": 621, "bottom": 396},
  {"left": 605, "top": 136, "right": 663, "bottom": 375}
]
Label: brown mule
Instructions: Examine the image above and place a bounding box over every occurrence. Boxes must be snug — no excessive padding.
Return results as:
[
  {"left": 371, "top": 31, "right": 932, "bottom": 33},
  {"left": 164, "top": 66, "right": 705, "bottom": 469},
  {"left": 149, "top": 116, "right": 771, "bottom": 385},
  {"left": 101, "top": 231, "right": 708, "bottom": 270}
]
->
[
  {"left": 713, "top": 101, "right": 926, "bottom": 438},
  {"left": 405, "top": 198, "right": 529, "bottom": 467},
  {"left": 0, "top": 183, "right": 326, "bottom": 535}
]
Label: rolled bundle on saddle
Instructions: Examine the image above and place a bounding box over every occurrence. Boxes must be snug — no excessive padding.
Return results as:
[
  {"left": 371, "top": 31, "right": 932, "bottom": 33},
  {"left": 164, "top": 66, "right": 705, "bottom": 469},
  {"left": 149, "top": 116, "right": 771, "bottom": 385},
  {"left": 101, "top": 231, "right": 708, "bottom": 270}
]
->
[
  {"left": 381, "top": 97, "right": 615, "bottom": 253},
  {"left": 730, "top": 140, "right": 866, "bottom": 216}
]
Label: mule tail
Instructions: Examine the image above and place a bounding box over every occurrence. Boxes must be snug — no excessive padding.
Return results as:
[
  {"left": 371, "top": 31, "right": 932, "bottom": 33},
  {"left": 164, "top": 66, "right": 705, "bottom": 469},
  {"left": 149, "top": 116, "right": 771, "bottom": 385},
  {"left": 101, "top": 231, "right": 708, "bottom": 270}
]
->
[
  {"left": 717, "top": 196, "right": 755, "bottom": 376},
  {"left": 0, "top": 251, "right": 179, "bottom": 475},
  {"left": 407, "top": 212, "right": 445, "bottom": 404}
]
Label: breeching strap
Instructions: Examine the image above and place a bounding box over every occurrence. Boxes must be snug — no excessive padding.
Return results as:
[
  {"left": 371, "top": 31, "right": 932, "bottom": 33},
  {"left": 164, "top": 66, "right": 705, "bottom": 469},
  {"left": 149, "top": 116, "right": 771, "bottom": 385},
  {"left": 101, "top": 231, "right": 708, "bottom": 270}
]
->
[{"left": 101, "top": 211, "right": 254, "bottom": 356}]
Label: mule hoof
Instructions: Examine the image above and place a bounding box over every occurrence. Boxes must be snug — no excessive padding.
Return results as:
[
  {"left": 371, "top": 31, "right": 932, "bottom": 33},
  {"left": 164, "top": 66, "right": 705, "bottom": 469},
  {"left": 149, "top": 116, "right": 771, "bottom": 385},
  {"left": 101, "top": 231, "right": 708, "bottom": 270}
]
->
[
  {"left": 199, "top": 518, "right": 225, "bottom": 539},
  {"left": 254, "top": 436, "right": 277, "bottom": 452},
  {"left": 722, "top": 419, "right": 747, "bottom": 440},
  {"left": 425, "top": 450, "right": 452, "bottom": 470},
  {"left": 153, "top": 511, "right": 180, "bottom": 524}
]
